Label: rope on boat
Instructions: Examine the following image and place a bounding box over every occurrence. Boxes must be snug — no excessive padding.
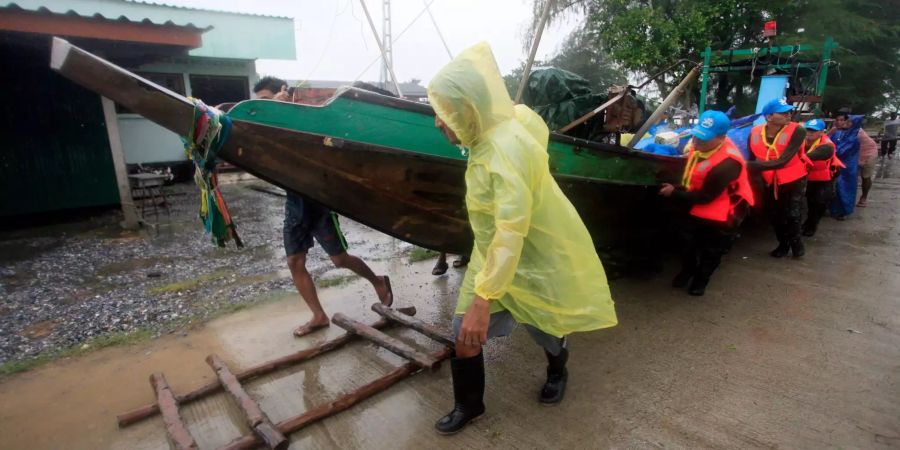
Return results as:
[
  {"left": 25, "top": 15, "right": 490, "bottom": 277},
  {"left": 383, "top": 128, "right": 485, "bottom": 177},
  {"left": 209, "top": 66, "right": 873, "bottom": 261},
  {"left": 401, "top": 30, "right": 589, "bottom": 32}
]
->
[{"left": 183, "top": 98, "right": 243, "bottom": 248}]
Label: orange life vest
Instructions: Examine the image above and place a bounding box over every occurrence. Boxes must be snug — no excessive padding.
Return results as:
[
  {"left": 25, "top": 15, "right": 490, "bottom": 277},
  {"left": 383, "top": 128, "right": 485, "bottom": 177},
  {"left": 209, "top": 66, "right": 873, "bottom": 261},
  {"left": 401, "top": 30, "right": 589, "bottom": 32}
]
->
[
  {"left": 686, "top": 138, "right": 756, "bottom": 224},
  {"left": 805, "top": 135, "right": 846, "bottom": 182},
  {"left": 749, "top": 122, "right": 809, "bottom": 186}
]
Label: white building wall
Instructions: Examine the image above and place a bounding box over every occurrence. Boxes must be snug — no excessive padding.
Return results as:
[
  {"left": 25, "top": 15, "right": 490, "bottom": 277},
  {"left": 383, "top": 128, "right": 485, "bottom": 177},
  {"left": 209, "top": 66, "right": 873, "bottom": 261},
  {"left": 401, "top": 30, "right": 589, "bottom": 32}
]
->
[{"left": 117, "top": 57, "right": 256, "bottom": 165}]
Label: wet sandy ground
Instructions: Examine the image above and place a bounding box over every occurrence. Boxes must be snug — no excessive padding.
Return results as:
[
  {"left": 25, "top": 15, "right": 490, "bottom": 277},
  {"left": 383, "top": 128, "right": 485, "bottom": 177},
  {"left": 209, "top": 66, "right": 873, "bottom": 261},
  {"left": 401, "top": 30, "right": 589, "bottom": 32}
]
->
[{"left": 1, "top": 161, "right": 898, "bottom": 449}]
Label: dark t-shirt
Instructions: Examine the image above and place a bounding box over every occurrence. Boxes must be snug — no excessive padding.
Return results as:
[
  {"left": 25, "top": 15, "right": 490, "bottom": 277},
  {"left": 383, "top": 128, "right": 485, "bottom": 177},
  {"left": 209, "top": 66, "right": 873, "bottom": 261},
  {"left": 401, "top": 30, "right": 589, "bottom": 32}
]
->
[{"left": 285, "top": 191, "right": 329, "bottom": 225}]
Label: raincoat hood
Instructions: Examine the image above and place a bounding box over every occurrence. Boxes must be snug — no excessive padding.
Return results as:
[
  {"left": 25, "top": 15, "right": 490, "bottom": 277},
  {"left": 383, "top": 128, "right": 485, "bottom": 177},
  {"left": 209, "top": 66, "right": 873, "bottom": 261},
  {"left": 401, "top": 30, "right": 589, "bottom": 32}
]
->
[{"left": 428, "top": 42, "right": 515, "bottom": 147}]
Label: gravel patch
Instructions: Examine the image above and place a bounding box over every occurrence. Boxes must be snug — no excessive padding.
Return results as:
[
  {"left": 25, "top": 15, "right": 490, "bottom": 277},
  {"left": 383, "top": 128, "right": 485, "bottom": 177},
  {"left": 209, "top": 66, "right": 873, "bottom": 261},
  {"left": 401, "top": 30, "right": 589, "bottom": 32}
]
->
[{"left": 0, "top": 180, "right": 412, "bottom": 365}]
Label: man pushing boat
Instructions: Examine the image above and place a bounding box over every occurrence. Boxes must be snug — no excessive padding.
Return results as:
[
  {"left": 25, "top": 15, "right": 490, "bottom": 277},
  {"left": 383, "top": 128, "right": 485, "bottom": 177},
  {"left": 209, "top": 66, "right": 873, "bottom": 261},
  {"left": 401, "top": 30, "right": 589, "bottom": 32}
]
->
[
  {"left": 427, "top": 42, "right": 618, "bottom": 434},
  {"left": 253, "top": 77, "right": 394, "bottom": 337}
]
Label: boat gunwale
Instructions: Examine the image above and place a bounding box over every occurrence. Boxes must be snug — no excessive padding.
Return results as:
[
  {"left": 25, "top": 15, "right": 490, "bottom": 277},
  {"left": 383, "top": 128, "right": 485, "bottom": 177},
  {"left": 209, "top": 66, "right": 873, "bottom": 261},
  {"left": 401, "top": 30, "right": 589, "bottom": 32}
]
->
[
  {"left": 227, "top": 87, "right": 686, "bottom": 165},
  {"left": 226, "top": 118, "right": 669, "bottom": 188}
]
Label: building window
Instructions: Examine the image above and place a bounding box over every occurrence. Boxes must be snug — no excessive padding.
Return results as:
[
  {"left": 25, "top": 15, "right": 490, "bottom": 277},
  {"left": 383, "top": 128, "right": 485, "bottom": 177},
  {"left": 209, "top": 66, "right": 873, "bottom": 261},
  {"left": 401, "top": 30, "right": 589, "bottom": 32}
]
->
[
  {"left": 189, "top": 75, "right": 249, "bottom": 106},
  {"left": 116, "top": 72, "right": 185, "bottom": 114}
]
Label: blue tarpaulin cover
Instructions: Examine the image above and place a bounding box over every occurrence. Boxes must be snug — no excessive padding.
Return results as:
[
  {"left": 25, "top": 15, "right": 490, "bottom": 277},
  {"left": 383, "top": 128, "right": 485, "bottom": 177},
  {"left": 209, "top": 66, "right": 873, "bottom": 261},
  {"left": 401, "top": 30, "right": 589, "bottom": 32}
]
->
[{"left": 634, "top": 113, "right": 760, "bottom": 159}]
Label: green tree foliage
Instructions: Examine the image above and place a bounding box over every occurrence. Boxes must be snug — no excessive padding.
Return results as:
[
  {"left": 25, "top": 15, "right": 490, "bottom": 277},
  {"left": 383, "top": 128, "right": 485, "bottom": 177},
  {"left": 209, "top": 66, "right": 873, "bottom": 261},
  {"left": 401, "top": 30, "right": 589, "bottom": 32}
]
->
[
  {"left": 778, "top": 0, "right": 900, "bottom": 114},
  {"left": 535, "top": 0, "right": 899, "bottom": 114},
  {"left": 504, "top": 30, "right": 627, "bottom": 98},
  {"left": 547, "top": 30, "right": 628, "bottom": 92}
]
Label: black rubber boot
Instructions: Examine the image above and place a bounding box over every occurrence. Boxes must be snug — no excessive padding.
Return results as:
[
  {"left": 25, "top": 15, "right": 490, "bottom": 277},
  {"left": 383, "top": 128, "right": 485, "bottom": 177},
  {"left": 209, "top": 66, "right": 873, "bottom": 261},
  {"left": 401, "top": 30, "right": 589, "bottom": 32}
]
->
[
  {"left": 790, "top": 239, "right": 806, "bottom": 257},
  {"left": 801, "top": 224, "right": 816, "bottom": 237},
  {"left": 539, "top": 348, "right": 569, "bottom": 405},
  {"left": 435, "top": 353, "right": 485, "bottom": 435},
  {"left": 688, "top": 276, "right": 709, "bottom": 296},
  {"left": 770, "top": 242, "right": 790, "bottom": 258},
  {"left": 671, "top": 270, "right": 693, "bottom": 288}
]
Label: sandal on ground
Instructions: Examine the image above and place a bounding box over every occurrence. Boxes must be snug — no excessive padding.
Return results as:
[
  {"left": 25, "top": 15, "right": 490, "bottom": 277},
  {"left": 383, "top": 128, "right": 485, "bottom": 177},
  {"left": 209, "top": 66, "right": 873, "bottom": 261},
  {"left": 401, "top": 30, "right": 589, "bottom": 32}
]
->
[
  {"left": 432, "top": 260, "right": 449, "bottom": 275},
  {"left": 452, "top": 255, "right": 470, "bottom": 268}
]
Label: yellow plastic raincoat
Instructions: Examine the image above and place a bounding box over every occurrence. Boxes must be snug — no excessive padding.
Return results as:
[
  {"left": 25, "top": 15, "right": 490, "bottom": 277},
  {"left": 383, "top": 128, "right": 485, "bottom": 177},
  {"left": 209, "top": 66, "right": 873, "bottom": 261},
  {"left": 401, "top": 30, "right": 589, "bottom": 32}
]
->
[{"left": 427, "top": 42, "right": 617, "bottom": 337}]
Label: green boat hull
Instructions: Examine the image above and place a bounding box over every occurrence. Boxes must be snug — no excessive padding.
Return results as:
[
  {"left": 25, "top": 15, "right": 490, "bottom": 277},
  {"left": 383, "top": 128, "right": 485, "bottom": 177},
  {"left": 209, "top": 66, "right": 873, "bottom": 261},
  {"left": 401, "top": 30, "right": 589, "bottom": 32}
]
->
[{"left": 49, "top": 38, "right": 685, "bottom": 268}]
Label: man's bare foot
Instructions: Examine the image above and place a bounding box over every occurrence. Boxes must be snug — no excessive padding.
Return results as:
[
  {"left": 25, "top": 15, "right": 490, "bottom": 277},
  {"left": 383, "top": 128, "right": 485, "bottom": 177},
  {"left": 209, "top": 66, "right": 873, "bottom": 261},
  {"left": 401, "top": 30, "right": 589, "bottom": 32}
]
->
[
  {"left": 375, "top": 275, "right": 393, "bottom": 307},
  {"left": 293, "top": 318, "right": 330, "bottom": 337}
]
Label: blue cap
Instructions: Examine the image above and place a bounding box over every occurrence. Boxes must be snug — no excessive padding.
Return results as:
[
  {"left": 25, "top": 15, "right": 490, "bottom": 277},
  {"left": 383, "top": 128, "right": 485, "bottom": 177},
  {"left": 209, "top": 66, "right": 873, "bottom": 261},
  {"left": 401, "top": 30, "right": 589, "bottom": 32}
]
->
[
  {"left": 804, "top": 118, "right": 826, "bottom": 131},
  {"left": 761, "top": 97, "right": 795, "bottom": 116},
  {"left": 689, "top": 110, "right": 731, "bottom": 141}
]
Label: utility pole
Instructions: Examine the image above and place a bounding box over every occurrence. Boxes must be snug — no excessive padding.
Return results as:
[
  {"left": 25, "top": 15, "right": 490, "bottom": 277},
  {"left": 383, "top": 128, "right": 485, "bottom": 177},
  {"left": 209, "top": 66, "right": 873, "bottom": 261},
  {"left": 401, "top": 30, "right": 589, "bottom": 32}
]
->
[
  {"left": 360, "top": 0, "right": 402, "bottom": 96},
  {"left": 380, "top": 0, "right": 393, "bottom": 93}
]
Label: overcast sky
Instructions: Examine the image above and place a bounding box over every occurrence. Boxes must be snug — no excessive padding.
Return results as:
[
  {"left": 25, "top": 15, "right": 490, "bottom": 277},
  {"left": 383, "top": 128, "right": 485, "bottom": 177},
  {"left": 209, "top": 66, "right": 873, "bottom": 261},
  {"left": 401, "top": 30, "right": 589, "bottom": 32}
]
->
[{"left": 157, "top": 0, "right": 579, "bottom": 85}]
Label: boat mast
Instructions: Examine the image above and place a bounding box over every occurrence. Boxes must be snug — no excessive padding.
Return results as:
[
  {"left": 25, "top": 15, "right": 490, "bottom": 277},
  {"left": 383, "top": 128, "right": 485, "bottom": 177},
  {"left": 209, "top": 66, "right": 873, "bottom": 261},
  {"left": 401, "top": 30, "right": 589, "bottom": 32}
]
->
[
  {"left": 514, "top": 0, "right": 554, "bottom": 104},
  {"left": 381, "top": 0, "right": 393, "bottom": 92},
  {"left": 359, "top": 0, "right": 404, "bottom": 97}
]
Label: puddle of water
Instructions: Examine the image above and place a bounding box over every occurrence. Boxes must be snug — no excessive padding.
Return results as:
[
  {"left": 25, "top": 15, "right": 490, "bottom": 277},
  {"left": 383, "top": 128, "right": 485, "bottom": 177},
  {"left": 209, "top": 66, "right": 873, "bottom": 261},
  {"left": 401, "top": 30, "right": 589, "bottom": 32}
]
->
[{"left": 0, "top": 331, "right": 223, "bottom": 450}]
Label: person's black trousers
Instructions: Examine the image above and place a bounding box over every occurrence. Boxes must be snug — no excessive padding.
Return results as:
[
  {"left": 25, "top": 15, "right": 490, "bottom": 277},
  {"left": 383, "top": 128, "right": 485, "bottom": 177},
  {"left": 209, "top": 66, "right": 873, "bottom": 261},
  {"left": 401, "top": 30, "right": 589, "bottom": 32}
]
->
[
  {"left": 766, "top": 177, "right": 807, "bottom": 245},
  {"left": 804, "top": 179, "right": 834, "bottom": 235},
  {"left": 881, "top": 138, "right": 896, "bottom": 157},
  {"left": 678, "top": 218, "right": 738, "bottom": 283}
]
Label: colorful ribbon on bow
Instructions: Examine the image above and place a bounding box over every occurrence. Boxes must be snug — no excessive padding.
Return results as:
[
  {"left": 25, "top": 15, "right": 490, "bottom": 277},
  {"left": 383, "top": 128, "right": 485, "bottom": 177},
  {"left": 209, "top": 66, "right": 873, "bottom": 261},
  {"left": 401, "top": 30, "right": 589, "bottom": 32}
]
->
[{"left": 183, "top": 98, "right": 243, "bottom": 248}]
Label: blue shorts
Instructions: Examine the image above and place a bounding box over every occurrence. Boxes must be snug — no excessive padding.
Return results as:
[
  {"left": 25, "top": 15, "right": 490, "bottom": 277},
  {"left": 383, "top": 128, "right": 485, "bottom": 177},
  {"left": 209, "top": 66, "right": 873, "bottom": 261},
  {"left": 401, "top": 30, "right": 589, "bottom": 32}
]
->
[{"left": 283, "top": 193, "right": 348, "bottom": 257}]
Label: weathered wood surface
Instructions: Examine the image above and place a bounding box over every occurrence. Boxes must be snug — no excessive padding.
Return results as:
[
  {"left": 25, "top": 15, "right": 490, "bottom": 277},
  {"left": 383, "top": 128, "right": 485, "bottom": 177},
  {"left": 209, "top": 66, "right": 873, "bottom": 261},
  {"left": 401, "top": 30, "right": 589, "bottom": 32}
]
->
[
  {"left": 117, "top": 307, "right": 416, "bottom": 427},
  {"left": 371, "top": 303, "right": 455, "bottom": 346},
  {"left": 206, "top": 354, "right": 288, "bottom": 450},
  {"left": 331, "top": 313, "right": 440, "bottom": 369},
  {"left": 218, "top": 347, "right": 453, "bottom": 450},
  {"left": 150, "top": 373, "right": 199, "bottom": 450}
]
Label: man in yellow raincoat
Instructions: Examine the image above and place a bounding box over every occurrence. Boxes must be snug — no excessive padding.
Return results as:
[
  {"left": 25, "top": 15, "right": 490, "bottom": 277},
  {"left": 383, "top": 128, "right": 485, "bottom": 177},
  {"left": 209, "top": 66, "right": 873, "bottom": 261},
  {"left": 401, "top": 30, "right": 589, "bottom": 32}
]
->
[{"left": 428, "top": 42, "right": 618, "bottom": 435}]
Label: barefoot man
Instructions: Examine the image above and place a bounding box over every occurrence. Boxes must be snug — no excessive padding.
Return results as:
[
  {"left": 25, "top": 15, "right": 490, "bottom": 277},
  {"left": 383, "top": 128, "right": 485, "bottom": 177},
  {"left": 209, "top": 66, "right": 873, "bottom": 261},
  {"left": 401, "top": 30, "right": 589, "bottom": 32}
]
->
[{"left": 253, "top": 77, "right": 393, "bottom": 336}]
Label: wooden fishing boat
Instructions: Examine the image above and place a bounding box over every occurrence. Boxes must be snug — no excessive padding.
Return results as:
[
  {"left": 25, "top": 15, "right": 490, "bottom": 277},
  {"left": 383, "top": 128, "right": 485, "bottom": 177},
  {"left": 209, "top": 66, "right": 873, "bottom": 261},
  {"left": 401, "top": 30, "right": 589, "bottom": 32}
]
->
[{"left": 50, "top": 38, "right": 684, "bottom": 266}]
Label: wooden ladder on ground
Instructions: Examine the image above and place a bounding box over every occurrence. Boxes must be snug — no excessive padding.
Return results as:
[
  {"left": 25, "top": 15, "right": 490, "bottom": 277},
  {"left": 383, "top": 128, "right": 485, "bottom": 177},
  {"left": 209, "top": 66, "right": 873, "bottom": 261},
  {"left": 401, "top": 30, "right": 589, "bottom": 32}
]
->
[{"left": 117, "top": 305, "right": 453, "bottom": 450}]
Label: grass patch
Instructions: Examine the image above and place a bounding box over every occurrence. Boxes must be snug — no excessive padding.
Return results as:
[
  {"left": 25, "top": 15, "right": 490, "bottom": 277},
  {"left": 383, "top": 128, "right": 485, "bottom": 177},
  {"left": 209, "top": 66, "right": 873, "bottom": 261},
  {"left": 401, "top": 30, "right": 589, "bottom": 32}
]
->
[
  {"left": 409, "top": 246, "right": 439, "bottom": 263},
  {"left": 147, "top": 268, "right": 234, "bottom": 295},
  {"left": 318, "top": 274, "right": 358, "bottom": 288},
  {"left": 0, "top": 328, "right": 154, "bottom": 377}
]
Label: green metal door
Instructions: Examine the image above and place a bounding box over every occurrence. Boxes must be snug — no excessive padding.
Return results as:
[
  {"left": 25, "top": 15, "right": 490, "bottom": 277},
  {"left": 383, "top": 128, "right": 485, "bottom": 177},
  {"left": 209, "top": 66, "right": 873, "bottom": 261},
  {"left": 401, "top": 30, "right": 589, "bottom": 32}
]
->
[{"left": 0, "top": 34, "right": 119, "bottom": 218}]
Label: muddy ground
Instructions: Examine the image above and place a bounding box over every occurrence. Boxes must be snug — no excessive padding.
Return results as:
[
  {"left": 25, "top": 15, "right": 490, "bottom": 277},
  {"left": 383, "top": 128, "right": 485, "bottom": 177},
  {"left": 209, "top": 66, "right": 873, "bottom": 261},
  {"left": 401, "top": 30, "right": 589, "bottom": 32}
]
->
[{"left": 0, "top": 161, "right": 898, "bottom": 449}]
